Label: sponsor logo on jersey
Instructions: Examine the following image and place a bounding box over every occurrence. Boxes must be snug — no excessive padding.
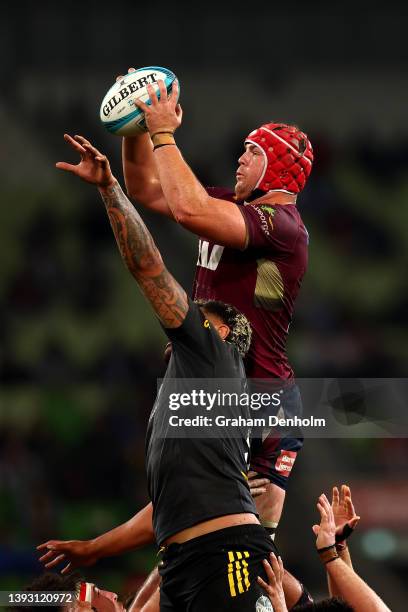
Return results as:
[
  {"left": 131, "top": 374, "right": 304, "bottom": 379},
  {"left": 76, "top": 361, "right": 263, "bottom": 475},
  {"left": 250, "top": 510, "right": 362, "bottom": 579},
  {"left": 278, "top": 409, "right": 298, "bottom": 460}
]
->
[
  {"left": 275, "top": 449, "right": 297, "bottom": 476},
  {"left": 252, "top": 206, "right": 270, "bottom": 237},
  {"left": 255, "top": 595, "right": 273, "bottom": 611},
  {"left": 197, "top": 240, "right": 225, "bottom": 271},
  {"left": 260, "top": 205, "right": 276, "bottom": 231},
  {"left": 260, "top": 205, "right": 276, "bottom": 217}
]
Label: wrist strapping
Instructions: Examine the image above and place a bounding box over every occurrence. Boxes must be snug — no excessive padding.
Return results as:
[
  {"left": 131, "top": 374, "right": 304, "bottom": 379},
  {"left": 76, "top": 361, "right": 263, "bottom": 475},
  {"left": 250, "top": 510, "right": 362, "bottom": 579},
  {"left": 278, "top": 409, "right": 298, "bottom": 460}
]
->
[
  {"left": 317, "top": 543, "right": 339, "bottom": 564},
  {"left": 151, "top": 131, "right": 175, "bottom": 149},
  {"left": 153, "top": 143, "right": 176, "bottom": 151},
  {"left": 335, "top": 523, "right": 354, "bottom": 543},
  {"left": 262, "top": 521, "right": 278, "bottom": 541}
]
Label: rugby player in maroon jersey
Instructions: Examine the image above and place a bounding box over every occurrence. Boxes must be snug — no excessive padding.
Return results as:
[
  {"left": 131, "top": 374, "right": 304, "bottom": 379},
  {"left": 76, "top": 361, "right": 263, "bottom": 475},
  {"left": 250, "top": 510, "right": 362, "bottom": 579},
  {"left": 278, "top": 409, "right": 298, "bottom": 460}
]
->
[{"left": 122, "top": 74, "right": 313, "bottom": 536}]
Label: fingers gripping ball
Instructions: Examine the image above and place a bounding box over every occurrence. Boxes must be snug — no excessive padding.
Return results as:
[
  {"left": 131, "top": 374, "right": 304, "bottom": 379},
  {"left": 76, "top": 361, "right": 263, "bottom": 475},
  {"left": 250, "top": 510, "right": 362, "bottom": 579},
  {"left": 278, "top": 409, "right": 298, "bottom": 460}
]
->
[{"left": 100, "top": 66, "right": 179, "bottom": 136}]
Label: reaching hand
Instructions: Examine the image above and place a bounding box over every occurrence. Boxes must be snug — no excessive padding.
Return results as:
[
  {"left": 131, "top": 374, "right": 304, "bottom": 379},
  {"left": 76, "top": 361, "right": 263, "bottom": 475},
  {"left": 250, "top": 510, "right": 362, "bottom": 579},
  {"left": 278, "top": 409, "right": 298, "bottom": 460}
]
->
[
  {"left": 312, "top": 493, "right": 337, "bottom": 550},
  {"left": 134, "top": 79, "right": 183, "bottom": 136},
  {"left": 257, "top": 553, "right": 288, "bottom": 612},
  {"left": 247, "top": 471, "right": 270, "bottom": 498},
  {"left": 37, "top": 539, "right": 100, "bottom": 575},
  {"left": 56, "top": 134, "right": 115, "bottom": 188},
  {"left": 332, "top": 484, "right": 360, "bottom": 542}
]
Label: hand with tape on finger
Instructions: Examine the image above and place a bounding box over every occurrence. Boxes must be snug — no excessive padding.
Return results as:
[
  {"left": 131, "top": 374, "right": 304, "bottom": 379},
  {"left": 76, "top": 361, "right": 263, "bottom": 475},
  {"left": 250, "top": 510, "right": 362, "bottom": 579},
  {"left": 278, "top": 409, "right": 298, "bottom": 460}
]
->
[{"left": 331, "top": 485, "right": 360, "bottom": 549}]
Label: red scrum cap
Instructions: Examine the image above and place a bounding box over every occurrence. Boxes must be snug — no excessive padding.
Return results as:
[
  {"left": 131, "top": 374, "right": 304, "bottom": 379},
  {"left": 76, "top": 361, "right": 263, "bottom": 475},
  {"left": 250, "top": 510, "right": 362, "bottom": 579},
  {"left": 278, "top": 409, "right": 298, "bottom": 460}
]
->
[{"left": 245, "top": 123, "right": 313, "bottom": 194}]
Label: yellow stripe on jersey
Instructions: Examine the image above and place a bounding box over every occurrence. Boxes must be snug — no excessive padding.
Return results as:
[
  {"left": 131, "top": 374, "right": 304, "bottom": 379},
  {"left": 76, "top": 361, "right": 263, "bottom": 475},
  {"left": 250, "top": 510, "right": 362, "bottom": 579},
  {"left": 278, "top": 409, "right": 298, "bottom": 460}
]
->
[
  {"left": 235, "top": 560, "right": 244, "bottom": 594},
  {"left": 228, "top": 551, "right": 236, "bottom": 597},
  {"left": 242, "top": 558, "right": 250, "bottom": 590},
  {"left": 227, "top": 551, "right": 251, "bottom": 597}
]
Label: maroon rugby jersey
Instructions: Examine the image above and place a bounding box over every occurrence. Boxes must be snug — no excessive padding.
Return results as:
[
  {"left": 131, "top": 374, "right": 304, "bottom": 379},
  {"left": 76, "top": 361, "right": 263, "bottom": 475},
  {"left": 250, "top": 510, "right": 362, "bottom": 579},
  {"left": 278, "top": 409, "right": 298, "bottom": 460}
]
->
[{"left": 192, "top": 187, "right": 308, "bottom": 379}]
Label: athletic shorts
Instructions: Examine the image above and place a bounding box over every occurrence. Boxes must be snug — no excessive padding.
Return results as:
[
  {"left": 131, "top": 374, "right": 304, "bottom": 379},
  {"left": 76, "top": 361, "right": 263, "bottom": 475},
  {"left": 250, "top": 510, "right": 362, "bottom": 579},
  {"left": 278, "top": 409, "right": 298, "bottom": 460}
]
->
[
  {"left": 249, "top": 383, "right": 304, "bottom": 490},
  {"left": 158, "top": 524, "right": 278, "bottom": 611}
]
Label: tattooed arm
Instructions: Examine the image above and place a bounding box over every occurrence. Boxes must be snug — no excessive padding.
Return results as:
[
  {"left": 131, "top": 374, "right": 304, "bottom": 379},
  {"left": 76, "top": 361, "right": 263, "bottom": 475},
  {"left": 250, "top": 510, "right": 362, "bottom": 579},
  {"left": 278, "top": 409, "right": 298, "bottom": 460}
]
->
[
  {"left": 56, "top": 133, "right": 188, "bottom": 328},
  {"left": 99, "top": 181, "right": 188, "bottom": 327}
]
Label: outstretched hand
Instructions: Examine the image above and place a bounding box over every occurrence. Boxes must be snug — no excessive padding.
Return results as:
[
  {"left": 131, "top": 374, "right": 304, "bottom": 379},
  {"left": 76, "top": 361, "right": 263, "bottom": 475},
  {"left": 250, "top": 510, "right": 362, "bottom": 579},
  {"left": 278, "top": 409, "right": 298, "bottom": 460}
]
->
[
  {"left": 312, "top": 493, "right": 337, "bottom": 550},
  {"left": 56, "top": 134, "right": 116, "bottom": 188},
  {"left": 332, "top": 485, "right": 360, "bottom": 537},
  {"left": 257, "top": 552, "right": 288, "bottom": 612},
  {"left": 331, "top": 484, "right": 360, "bottom": 540},
  {"left": 37, "top": 539, "right": 100, "bottom": 575}
]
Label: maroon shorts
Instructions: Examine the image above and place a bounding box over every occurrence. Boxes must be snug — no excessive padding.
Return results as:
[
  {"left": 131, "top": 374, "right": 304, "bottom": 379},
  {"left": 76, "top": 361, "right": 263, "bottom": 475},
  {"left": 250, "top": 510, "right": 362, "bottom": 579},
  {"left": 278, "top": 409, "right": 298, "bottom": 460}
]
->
[{"left": 249, "top": 384, "right": 303, "bottom": 490}]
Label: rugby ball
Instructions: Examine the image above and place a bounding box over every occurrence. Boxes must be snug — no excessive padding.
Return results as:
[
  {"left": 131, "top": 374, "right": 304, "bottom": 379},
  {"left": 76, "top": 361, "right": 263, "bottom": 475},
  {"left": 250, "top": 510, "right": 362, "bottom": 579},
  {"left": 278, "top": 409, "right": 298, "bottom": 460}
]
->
[{"left": 99, "top": 66, "right": 179, "bottom": 137}]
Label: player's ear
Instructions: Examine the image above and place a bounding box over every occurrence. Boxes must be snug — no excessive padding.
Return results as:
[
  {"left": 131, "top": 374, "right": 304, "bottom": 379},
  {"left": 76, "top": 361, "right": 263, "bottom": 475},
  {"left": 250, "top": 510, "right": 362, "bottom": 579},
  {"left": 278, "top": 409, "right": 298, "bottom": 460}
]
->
[{"left": 216, "top": 323, "right": 230, "bottom": 341}]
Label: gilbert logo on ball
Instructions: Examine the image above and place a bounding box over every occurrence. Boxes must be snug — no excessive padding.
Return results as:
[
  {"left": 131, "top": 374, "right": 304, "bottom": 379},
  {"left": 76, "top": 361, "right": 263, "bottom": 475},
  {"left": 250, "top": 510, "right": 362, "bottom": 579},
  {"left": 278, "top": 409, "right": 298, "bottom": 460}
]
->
[{"left": 100, "top": 66, "right": 179, "bottom": 136}]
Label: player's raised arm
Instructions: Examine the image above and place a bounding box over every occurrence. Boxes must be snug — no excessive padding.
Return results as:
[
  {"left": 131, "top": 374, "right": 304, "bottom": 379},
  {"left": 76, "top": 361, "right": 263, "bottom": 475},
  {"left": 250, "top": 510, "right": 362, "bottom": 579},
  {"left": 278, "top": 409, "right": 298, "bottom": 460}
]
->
[
  {"left": 313, "top": 493, "right": 390, "bottom": 612},
  {"left": 119, "top": 69, "right": 176, "bottom": 218},
  {"left": 122, "top": 132, "right": 173, "bottom": 216},
  {"left": 134, "top": 80, "right": 247, "bottom": 249},
  {"left": 56, "top": 134, "right": 188, "bottom": 328}
]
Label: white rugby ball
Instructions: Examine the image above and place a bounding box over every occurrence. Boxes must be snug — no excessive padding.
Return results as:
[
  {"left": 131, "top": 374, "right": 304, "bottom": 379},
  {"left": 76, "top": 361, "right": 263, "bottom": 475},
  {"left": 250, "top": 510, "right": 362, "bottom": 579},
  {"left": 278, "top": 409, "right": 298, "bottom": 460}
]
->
[{"left": 100, "top": 66, "right": 179, "bottom": 137}]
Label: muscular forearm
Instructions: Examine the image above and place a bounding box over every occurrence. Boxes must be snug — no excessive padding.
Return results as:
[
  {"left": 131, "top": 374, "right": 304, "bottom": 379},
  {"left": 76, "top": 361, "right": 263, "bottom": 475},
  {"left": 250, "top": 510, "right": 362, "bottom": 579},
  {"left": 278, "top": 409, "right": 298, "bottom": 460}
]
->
[
  {"left": 328, "top": 546, "right": 353, "bottom": 597},
  {"left": 325, "top": 558, "right": 390, "bottom": 612},
  {"left": 99, "top": 179, "right": 163, "bottom": 277},
  {"left": 128, "top": 566, "right": 160, "bottom": 612},
  {"left": 122, "top": 134, "right": 156, "bottom": 191},
  {"left": 122, "top": 135, "right": 173, "bottom": 216},
  {"left": 99, "top": 179, "right": 188, "bottom": 327},
  {"left": 153, "top": 145, "right": 209, "bottom": 223},
  {"left": 282, "top": 570, "right": 303, "bottom": 609},
  {"left": 91, "top": 503, "right": 155, "bottom": 560}
]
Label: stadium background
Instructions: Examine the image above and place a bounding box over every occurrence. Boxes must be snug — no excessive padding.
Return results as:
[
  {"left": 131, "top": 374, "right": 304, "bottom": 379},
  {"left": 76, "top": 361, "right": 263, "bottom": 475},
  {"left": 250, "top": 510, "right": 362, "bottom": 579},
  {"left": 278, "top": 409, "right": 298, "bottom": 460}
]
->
[{"left": 1, "top": 1, "right": 408, "bottom": 608}]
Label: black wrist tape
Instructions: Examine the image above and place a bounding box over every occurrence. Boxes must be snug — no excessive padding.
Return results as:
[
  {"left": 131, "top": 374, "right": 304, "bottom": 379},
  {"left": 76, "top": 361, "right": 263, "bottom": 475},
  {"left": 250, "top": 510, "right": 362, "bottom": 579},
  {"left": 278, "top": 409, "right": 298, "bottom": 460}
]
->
[{"left": 335, "top": 523, "right": 354, "bottom": 543}]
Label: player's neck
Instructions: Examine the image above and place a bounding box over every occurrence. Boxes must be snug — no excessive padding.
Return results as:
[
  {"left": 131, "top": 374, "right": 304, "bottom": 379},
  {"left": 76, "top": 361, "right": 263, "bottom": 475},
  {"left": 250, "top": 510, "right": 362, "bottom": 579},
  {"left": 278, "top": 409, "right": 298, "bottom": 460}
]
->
[{"left": 246, "top": 189, "right": 297, "bottom": 206}]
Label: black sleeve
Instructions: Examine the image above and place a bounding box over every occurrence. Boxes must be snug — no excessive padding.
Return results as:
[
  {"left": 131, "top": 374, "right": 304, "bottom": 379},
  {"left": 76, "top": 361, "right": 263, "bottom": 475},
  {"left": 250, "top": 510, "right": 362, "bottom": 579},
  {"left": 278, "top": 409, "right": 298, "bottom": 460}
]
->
[{"left": 162, "top": 298, "right": 220, "bottom": 359}]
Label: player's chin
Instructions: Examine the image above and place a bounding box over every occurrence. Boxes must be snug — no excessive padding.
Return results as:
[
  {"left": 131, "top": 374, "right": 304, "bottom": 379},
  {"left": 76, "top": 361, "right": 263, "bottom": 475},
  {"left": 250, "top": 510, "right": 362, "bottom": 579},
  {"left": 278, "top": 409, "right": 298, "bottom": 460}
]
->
[
  {"left": 235, "top": 180, "right": 246, "bottom": 200},
  {"left": 235, "top": 182, "right": 250, "bottom": 202}
]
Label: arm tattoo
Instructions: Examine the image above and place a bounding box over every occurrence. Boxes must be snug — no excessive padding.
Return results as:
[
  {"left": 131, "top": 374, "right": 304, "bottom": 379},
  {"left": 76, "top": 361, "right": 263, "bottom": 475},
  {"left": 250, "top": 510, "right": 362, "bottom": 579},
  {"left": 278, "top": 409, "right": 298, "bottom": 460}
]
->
[{"left": 99, "top": 181, "right": 188, "bottom": 328}]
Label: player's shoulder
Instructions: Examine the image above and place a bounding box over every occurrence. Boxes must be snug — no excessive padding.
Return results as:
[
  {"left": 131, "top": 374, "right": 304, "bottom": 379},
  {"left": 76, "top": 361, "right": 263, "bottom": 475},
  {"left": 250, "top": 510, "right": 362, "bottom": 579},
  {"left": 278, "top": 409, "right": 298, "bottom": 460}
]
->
[
  {"left": 170, "top": 299, "right": 218, "bottom": 345},
  {"left": 249, "top": 202, "right": 302, "bottom": 228},
  {"left": 205, "top": 186, "right": 236, "bottom": 202},
  {"left": 249, "top": 201, "right": 299, "bottom": 216},
  {"left": 240, "top": 202, "right": 305, "bottom": 253}
]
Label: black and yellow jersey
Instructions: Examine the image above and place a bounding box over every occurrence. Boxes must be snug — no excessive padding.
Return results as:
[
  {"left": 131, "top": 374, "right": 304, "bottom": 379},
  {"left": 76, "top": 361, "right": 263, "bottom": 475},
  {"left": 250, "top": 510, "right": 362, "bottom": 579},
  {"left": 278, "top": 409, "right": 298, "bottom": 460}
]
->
[{"left": 146, "top": 299, "right": 256, "bottom": 545}]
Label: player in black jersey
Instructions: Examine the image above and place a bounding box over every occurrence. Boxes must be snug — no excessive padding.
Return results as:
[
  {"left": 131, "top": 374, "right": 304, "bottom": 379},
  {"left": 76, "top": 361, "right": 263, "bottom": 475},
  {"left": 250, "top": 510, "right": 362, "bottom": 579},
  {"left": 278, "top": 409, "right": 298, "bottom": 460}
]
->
[{"left": 49, "top": 134, "right": 280, "bottom": 610}]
